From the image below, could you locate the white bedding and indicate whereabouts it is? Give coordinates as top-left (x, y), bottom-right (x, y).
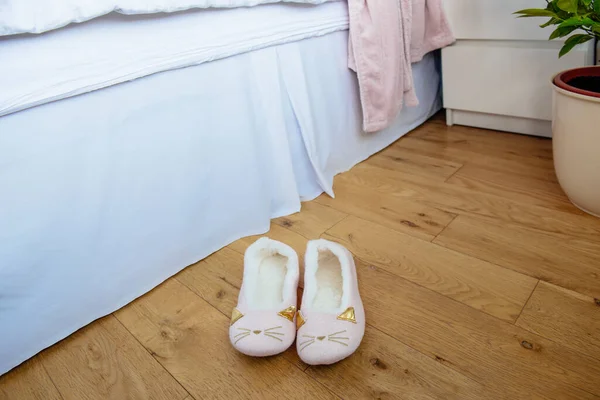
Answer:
top-left (0, 2), bottom-right (348, 118)
top-left (0, 0), bottom-right (337, 36)
top-left (0, 28), bottom-right (441, 374)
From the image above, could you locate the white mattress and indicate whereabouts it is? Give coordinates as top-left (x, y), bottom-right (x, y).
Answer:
top-left (0, 30), bottom-right (441, 375)
top-left (0, 0), bottom-right (337, 36)
top-left (0, 1), bottom-right (348, 117)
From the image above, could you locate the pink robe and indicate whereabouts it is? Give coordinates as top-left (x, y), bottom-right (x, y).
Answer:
top-left (348, 0), bottom-right (455, 132)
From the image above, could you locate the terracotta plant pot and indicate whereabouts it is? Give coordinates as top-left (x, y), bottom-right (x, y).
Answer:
top-left (552, 66), bottom-right (600, 217)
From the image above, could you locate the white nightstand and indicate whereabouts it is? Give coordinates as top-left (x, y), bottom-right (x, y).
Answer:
top-left (441, 0), bottom-right (597, 137)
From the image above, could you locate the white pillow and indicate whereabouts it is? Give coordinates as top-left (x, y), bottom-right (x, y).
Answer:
top-left (0, 0), bottom-right (335, 36)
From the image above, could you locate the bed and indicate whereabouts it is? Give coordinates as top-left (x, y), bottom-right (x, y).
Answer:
top-left (0, 1), bottom-right (442, 374)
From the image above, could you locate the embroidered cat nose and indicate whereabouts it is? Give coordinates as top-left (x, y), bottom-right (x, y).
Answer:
top-left (317, 336), bottom-right (325, 341)
top-left (253, 330), bottom-right (262, 335)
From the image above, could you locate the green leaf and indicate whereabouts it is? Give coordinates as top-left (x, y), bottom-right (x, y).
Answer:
top-left (540, 17), bottom-right (562, 28)
top-left (547, 2), bottom-right (572, 20)
top-left (549, 25), bottom-right (578, 39)
top-left (514, 8), bottom-right (557, 17)
top-left (558, 16), bottom-right (596, 27)
top-left (557, 0), bottom-right (579, 13)
top-left (559, 34), bottom-right (593, 57)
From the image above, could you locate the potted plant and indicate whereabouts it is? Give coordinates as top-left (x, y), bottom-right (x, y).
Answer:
top-left (515, 0), bottom-right (600, 217)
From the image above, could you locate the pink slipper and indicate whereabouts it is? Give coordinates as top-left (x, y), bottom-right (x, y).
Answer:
top-left (296, 239), bottom-right (365, 365)
top-left (229, 237), bottom-right (299, 357)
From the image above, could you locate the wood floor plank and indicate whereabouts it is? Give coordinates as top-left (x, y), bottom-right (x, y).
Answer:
top-left (306, 325), bottom-right (485, 400)
top-left (439, 146), bottom-right (559, 183)
top-left (445, 172), bottom-right (577, 215)
top-left (176, 248), bottom-right (243, 318)
top-left (447, 163), bottom-right (572, 211)
top-left (113, 279), bottom-right (336, 400)
top-left (342, 163), bottom-right (600, 241)
top-left (323, 216), bottom-right (538, 322)
top-left (352, 258), bottom-right (600, 399)
top-left (406, 118), bottom-right (554, 164)
top-left (397, 135), bottom-right (557, 184)
top-left (39, 315), bottom-right (187, 400)
top-left (273, 201), bottom-right (347, 239)
top-left (434, 215), bottom-right (600, 298)
top-left (516, 282), bottom-right (600, 361)
top-left (397, 123), bottom-right (576, 212)
top-left (0, 358), bottom-right (62, 400)
top-left (397, 123), bottom-right (569, 201)
top-left (175, 248), bottom-right (306, 370)
top-left (316, 181), bottom-right (457, 241)
top-left (365, 145), bottom-right (464, 181)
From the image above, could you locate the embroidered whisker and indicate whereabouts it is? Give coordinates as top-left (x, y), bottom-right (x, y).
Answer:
top-left (265, 326), bottom-right (283, 331)
top-left (234, 333), bottom-right (250, 344)
top-left (300, 341), bottom-right (315, 351)
top-left (264, 333), bottom-right (283, 342)
top-left (328, 339), bottom-right (349, 347)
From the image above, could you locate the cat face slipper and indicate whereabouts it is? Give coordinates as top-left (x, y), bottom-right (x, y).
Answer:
top-left (229, 237), bottom-right (299, 357)
top-left (296, 239), bottom-right (365, 365)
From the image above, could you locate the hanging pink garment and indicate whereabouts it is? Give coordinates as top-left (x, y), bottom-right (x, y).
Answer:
top-left (348, 0), bottom-right (455, 132)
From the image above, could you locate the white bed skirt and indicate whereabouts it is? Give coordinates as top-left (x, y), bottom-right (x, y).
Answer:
top-left (0, 31), bottom-right (440, 374)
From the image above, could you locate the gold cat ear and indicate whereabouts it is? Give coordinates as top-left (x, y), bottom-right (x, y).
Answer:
top-left (277, 305), bottom-right (296, 322)
top-left (296, 310), bottom-right (306, 330)
top-left (337, 307), bottom-right (357, 324)
top-left (230, 308), bottom-right (244, 326)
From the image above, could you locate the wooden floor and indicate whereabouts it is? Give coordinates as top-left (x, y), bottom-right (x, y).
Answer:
top-left (2, 115), bottom-right (600, 400)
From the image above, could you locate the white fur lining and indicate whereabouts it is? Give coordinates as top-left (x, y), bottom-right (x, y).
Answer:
top-left (304, 239), bottom-right (352, 313)
top-left (243, 237), bottom-right (299, 309)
